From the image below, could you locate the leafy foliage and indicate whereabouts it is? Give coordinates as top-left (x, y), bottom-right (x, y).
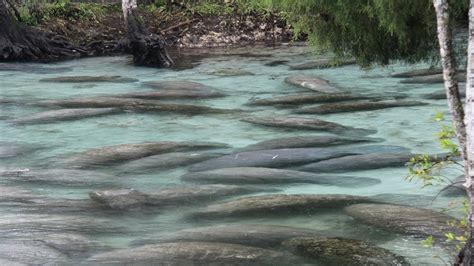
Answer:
top-left (266, 0), bottom-right (469, 67)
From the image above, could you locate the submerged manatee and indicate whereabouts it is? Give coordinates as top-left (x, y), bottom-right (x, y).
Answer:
top-left (206, 68), bottom-right (255, 76)
top-left (400, 73), bottom-right (466, 84)
top-left (189, 145), bottom-right (409, 172)
top-left (344, 203), bottom-right (462, 240)
top-left (38, 96), bottom-right (237, 115)
top-left (142, 80), bottom-right (214, 90)
top-left (247, 93), bottom-right (373, 106)
top-left (241, 116), bottom-right (376, 136)
top-left (298, 152), bottom-right (416, 172)
top-left (0, 240), bottom-right (68, 265)
top-left (423, 88), bottom-right (466, 100)
top-left (0, 142), bottom-right (42, 159)
top-left (296, 101), bottom-right (428, 115)
top-left (11, 108), bottom-right (121, 125)
top-left (289, 59), bottom-right (356, 70)
top-left (116, 151), bottom-right (225, 174)
top-left (117, 89), bottom-right (227, 100)
top-left (87, 242), bottom-right (301, 265)
top-left (239, 136), bottom-right (382, 152)
top-left (59, 141), bottom-right (229, 168)
top-left (0, 168), bottom-right (115, 186)
top-left (39, 75), bottom-right (138, 83)
top-left (134, 224), bottom-right (324, 248)
top-left (283, 237), bottom-right (409, 266)
top-left (89, 185), bottom-right (273, 210)
top-left (182, 167), bottom-right (380, 187)
top-left (285, 75), bottom-right (343, 93)
top-left (391, 68), bottom-right (443, 78)
top-left (192, 194), bottom-right (372, 219)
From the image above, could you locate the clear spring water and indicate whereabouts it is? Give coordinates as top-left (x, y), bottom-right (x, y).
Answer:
top-left (0, 45), bottom-right (465, 264)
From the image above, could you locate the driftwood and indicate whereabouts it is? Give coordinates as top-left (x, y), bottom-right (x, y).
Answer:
top-left (123, 0), bottom-right (173, 67)
top-left (0, 0), bottom-right (83, 62)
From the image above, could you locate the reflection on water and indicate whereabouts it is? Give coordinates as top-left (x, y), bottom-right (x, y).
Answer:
top-left (0, 46), bottom-right (463, 265)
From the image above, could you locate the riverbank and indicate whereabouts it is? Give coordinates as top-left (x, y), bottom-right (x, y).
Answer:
top-left (23, 1), bottom-right (295, 58)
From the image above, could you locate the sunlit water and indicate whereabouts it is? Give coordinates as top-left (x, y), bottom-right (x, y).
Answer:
top-left (0, 45), bottom-right (465, 265)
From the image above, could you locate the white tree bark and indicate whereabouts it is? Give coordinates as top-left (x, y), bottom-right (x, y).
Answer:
top-left (463, 1), bottom-right (474, 264)
top-left (122, 0), bottom-right (137, 21)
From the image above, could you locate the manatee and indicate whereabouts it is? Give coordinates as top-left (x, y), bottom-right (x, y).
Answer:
top-left (247, 93), bottom-right (374, 106)
top-left (116, 151), bottom-right (224, 174)
top-left (0, 240), bottom-right (68, 265)
top-left (423, 88), bottom-right (466, 100)
top-left (400, 73), bottom-right (466, 84)
top-left (298, 152), bottom-right (416, 172)
top-left (117, 90), bottom-right (227, 100)
top-left (440, 175), bottom-right (465, 197)
top-left (142, 80), bottom-right (214, 90)
top-left (87, 242), bottom-right (301, 265)
top-left (181, 167), bottom-right (380, 187)
top-left (189, 145), bottom-right (408, 172)
top-left (207, 68), bottom-right (255, 76)
top-left (239, 136), bottom-right (381, 152)
top-left (283, 237), bottom-right (409, 266)
top-left (58, 141), bottom-right (229, 168)
top-left (296, 101), bottom-right (428, 114)
top-left (134, 224), bottom-right (324, 248)
top-left (192, 194), bottom-right (372, 219)
top-left (39, 75), bottom-right (138, 83)
top-left (370, 193), bottom-right (436, 208)
top-left (289, 58), bottom-right (356, 70)
top-left (0, 142), bottom-right (42, 159)
top-left (11, 108), bottom-right (121, 125)
top-left (0, 185), bottom-right (41, 203)
top-left (241, 116), bottom-right (376, 136)
top-left (285, 75), bottom-right (344, 93)
top-left (38, 97), bottom-right (237, 115)
top-left (0, 168), bottom-right (115, 186)
top-left (344, 203), bottom-right (462, 239)
top-left (264, 60), bottom-right (290, 67)
top-left (89, 185), bottom-right (273, 210)
top-left (391, 68), bottom-right (443, 78)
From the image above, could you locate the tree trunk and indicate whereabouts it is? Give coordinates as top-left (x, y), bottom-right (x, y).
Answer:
top-left (122, 0), bottom-right (173, 67)
top-left (0, 0), bottom-right (81, 62)
top-left (460, 1), bottom-right (474, 264)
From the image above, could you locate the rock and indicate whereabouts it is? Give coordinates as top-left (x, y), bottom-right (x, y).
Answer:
top-left (423, 89), bottom-right (466, 100)
top-left (344, 203), bottom-right (461, 239)
top-left (239, 136), bottom-right (382, 152)
top-left (0, 142), bottom-right (42, 159)
top-left (400, 73), bottom-right (466, 84)
top-left (296, 101), bottom-right (428, 114)
top-left (283, 237), bottom-right (409, 266)
top-left (0, 240), bottom-right (68, 265)
top-left (135, 224), bottom-right (324, 248)
top-left (58, 141), bottom-right (229, 169)
top-left (298, 152), bottom-right (416, 172)
top-left (241, 116), bottom-right (376, 136)
top-left (142, 80), bottom-right (214, 91)
top-left (192, 194), bottom-right (372, 218)
top-left (189, 145), bottom-right (409, 172)
top-left (11, 108), bottom-right (121, 125)
top-left (116, 151), bottom-right (224, 174)
top-left (90, 185), bottom-right (272, 210)
top-left (117, 90), bottom-right (227, 100)
top-left (0, 168), bottom-right (115, 186)
top-left (289, 58), bottom-right (356, 70)
top-left (38, 97), bottom-right (237, 115)
top-left (206, 68), bottom-right (254, 76)
top-left (182, 167), bottom-right (380, 187)
top-left (285, 75), bottom-right (344, 93)
top-left (264, 60), bottom-right (289, 67)
top-left (391, 68), bottom-right (442, 78)
top-left (39, 75), bottom-right (138, 83)
top-left (247, 93), bottom-right (374, 106)
top-left (87, 242), bottom-right (301, 265)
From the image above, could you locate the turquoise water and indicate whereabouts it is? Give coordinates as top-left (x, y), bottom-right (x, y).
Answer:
top-left (0, 46), bottom-right (464, 264)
